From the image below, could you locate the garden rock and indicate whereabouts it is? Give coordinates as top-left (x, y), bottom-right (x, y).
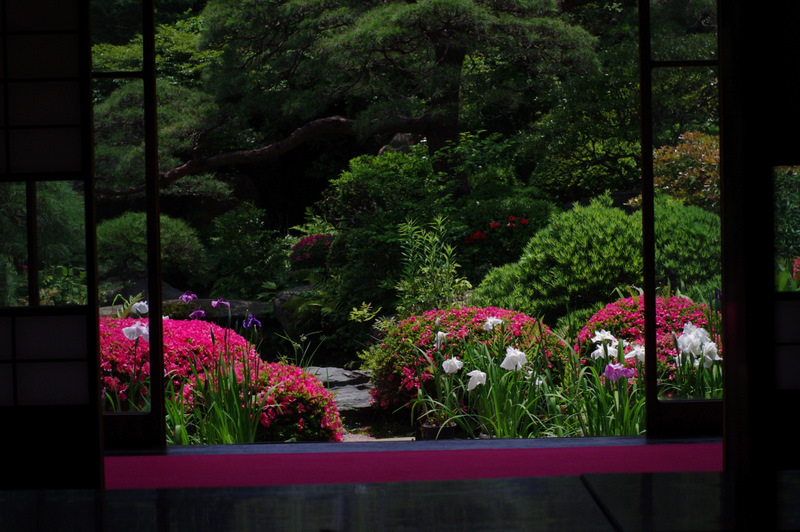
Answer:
top-left (306, 366), bottom-right (376, 425)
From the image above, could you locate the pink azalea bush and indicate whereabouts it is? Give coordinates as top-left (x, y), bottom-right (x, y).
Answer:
top-left (100, 317), bottom-right (343, 442)
top-left (359, 306), bottom-right (571, 410)
top-left (575, 295), bottom-right (722, 377)
top-left (289, 233), bottom-right (333, 271)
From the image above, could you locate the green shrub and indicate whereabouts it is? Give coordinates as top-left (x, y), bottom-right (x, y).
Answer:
top-left (97, 211), bottom-right (208, 294)
top-left (470, 195), bottom-right (721, 323)
top-left (319, 149), bottom-right (457, 314)
top-left (453, 188), bottom-right (559, 283)
top-left (654, 196), bottom-right (721, 288)
top-left (775, 166), bottom-right (800, 260)
top-left (1, 181), bottom-right (87, 305)
top-left (470, 195), bottom-right (641, 322)
top-left (206, 203), bottom-right (288, 299)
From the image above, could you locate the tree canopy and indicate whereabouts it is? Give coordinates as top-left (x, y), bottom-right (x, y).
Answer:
top-left (94, 0), bottom-right (600, 198)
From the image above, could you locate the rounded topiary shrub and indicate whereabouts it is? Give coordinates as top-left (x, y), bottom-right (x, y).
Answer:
top-left (99, 317), bottom-right (343, 442)
top-left (97, 211), bottom-right (208, 290)
top-left (653, 197), bottom-right (720, 289)
top-left (470, 195), bottom-right (721, 324)
top-left (359, 306), bottom-right (570, 410)
top-left (574, 295), bottom-right (722, 377)
top-left (469, 194), bottom-right (641, 322)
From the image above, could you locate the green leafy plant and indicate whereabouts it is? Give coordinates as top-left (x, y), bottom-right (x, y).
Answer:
top-left (206, 203), bottom-right (288, 299)
top-left (551, 338), bottom-right (646, 437)
top-left (395, 216), bottom-right (471, 317)
top-left (774, 166), bottom-right (800, 262)
top-left (319, 149), bottom-right (457, 315)
top-left (38, 266), bottom-right (88, 306)
top-left (776, 257), bottom-right (800, 292)
top-left (171, 326), bottom-right (271, 445)
top-left (274, 330), bottom-right (324, 369)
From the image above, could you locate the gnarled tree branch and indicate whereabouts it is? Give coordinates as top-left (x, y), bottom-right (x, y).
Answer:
top-left (96, 115), bottom-right (430, 198)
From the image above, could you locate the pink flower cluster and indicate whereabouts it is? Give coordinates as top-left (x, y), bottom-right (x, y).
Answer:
top-left (289, 233), bottom-right (333, 269)
top-left (99, 317), bottom-right (343, 442)
top-left (365, 306), bottom-right (570, 409)
top-left (575, 296), bottom-right (722, 372)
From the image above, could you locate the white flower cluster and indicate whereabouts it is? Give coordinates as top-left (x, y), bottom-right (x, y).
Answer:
top-left (675, 322), bottom-right (721, 368)
top-left (589, 329), bottom-right (644, 362)
top-left (436, 317), bottom-right (533, 392)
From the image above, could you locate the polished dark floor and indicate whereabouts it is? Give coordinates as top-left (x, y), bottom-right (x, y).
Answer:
top-left (2, 435), bottom-right (798, 531)
top-left (3, 470), bottom-right (799, 531)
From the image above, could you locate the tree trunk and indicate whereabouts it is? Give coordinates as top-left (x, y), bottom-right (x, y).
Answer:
top-left (426, 42), bottom-right (470, 196)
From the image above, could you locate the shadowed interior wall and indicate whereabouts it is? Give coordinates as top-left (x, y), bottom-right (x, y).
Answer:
top-left (0, 0), bottom-right (102, 489)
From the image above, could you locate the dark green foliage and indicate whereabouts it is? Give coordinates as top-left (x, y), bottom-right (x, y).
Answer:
top-left (0, 182), bottom-right (86, 306)
top-left (320, 147), bottom-right (454, 225)
top-left (774, 166), bottom-right (800, 260)
top-left (91, 0), bottom-right (206, 45)
top-left (654, 197), bottom-right (721, 289)
top-left (320, 149), bottom-right (457, 313)
top-left (97, 212), bottom-right (208, 295)
top-left (201, 0), bottom-right (598, 185)
top-left (453, 187), bottom-right (559, 283)
top-left (523, 0), bottom-right (718, 202)
top-left (206, 204), bottom-right (289, 300)
top-left (93, 80), bottom-right (250, 196)
top-left (522, 2), bottom-right (640, 202)
top-left (470, 195), bottom-right (721, 323)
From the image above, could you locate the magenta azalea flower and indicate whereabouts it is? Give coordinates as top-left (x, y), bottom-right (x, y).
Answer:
top-left (99, 317), bottom-right (343, 442)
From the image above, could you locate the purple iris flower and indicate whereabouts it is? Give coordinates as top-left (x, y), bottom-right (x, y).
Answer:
top-left (189, 308), bottom-right (206, 319)
top-left (211, 297), bottom-right (230, 308)
top-left (244, 314), bottom-right (262, 328)
top-left (603, 363), bottom-right (636, 383)
top-left (179, 291), bottom-right (198, 303)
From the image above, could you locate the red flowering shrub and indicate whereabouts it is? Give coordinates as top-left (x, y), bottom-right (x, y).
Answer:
top-left (575, 295), bottom-right (722, 376)
top-left (289, 233), bottom-right (333, 272)
top-left (359, 306), bottom-right (570, 410)
top-left (99, 317), bottom-right (343, 442)
top-left (454, 193), bottom-right (558, 284)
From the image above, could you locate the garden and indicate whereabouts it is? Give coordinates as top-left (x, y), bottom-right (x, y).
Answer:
top-left (0, 0), bottom-right (759, 444)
